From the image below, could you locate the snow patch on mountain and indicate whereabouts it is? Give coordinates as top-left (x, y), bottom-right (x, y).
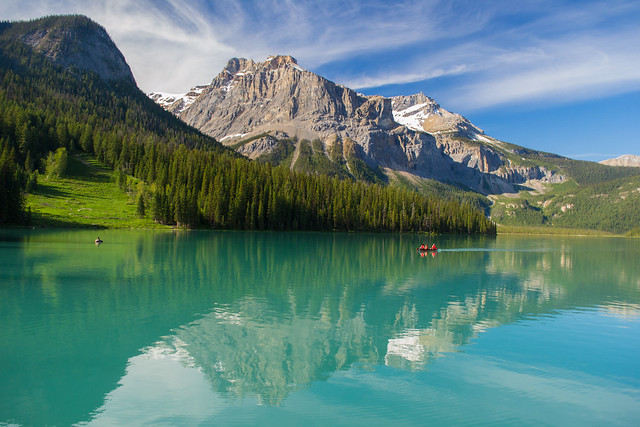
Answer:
top-left (220, 133), bottom-right (248, 142)
top-left (149, 92), bottom-right (183, 107)
top-left (149, 85), bottom-right (207, 114)
top-left (392, 101), bottom-right (437, 132)
top-left (391, 94), bottom-right (501, 147)
top-left (473, 132), bottom-right (503, 147)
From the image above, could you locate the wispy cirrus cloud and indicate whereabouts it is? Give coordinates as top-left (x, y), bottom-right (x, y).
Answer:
top-left (1, 0), bottom-right (237, 92)
top-left (440, 26), bottom-right (640, 111)
top-left (0, 0), bottom-right (499, 92)
top-left (331, 1), bottom-right (640, 111)
top-left (1, 0), bottom-right (639, 111)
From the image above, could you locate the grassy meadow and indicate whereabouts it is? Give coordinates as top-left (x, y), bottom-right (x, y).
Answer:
top-left (496, 224), bottom-right (617, 236)
top-left (26, 154), bottom-right (168, 229)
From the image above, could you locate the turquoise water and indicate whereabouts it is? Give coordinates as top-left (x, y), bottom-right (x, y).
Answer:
top-left (1, 230), bottom-right (639, 426)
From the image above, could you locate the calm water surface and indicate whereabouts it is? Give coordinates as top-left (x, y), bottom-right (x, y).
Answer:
top-left (1, 230), bottom-right (639, 426)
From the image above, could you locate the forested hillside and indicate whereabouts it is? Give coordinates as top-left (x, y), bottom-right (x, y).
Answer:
top-left (508, 145), bottom-right (640, 185)
top-left (0, 15), bottom-right (495, 234)
top-left (485, 144), bottom-right (640, 234)
top-left (490, 175), bottom-right (640, 234)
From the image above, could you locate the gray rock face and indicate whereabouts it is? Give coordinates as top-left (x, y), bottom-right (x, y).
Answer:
top-left (17, 15), bottom-right (136, 84)
top-left (236, 135), bottom-right (280, 159)
top-left (167, 55), bottom-right (562, 194)
top-left (181, 55), bottom-right (369, 141)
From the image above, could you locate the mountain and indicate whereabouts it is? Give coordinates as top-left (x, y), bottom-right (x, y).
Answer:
top-left (1, 16), bottom-right (493, 234)
top-left (0, 15), bottom-right (135, 84)
top-left (155, 55), bottom-right (563, 195)
top-left (600, 154), bottom-right (640, 167)
top-left (149, 54), bottom-right (640, 232)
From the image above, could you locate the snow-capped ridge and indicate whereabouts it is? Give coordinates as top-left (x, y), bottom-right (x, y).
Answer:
top-left (148, 85), bottom-right (207, 115)
top-left (392, 101), bottom-right (440, 133)
top-left (391, 93), bottom-right (489, 142)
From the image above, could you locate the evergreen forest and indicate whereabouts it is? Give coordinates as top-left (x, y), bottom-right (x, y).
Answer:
top-left (0, 18), bottom-right (495, 234)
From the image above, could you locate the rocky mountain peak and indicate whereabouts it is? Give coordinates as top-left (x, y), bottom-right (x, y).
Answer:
top-left (391, 92), bottom-right (437, 112)
top-left (151, 54), bottom-right (564, 195)
top-left (266, 54), bottom-right (298, 68)
top-left (181, 54), bottom-right (368, 141)
top-left (221, 55), bottom-right (301, 77)
top-left (9, 15), bottom-right (136, 84)
top-left (222, 57), bottom-right (253, 75)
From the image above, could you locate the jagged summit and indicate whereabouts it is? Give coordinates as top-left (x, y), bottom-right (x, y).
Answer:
top-left (2, 15), bottom-right (136, 84)
top-left (265, 54), bottom-right (299, 67)
top-left (149, 56), bottom-right (306, 116)
top-left (222, 55), bottom-right (302, 75)
top-left (391, 92), bottom-right (435, 111)
top-left (181, 53), bottom-right (372, 142)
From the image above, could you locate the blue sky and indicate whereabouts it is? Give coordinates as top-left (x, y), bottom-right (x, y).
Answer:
top-left (2, 0), bottom-right (639, 161)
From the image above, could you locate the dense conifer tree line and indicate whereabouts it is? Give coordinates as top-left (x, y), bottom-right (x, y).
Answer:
top-left (0, 23), bottom-right (495, 234)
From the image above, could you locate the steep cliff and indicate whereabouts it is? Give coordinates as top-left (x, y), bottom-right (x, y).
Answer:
top-left (1, 15), bottom-right (136, 84)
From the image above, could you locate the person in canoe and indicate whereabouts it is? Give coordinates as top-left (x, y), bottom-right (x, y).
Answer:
top-left (418, 244), bottom-right (438, 251)
top-left (95, 237), bottom-right (103, 244)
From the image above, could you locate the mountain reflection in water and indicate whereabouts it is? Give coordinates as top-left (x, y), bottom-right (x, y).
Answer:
top-left (1, 230), bottom-right (639, 425)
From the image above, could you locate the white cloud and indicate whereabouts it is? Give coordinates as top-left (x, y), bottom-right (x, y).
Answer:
top-left (341, 65), bottom-right (470, 90)
top-left (1, 0), bottom-right (639, 108)
top-left (443, 28), bottom-right (640, 110)
top-left (332, 2), bottom-right (640, 110)
top-left (0, 0), bottom-right (237, 92)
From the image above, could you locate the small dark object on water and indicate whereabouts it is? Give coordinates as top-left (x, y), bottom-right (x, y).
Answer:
top-left (95, 237), bottom-right (103, 244)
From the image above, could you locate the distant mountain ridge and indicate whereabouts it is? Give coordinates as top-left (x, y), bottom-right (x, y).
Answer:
top-left (151, 55), bottom-right (564, 195)
top-left (600, 154), bottom-right (640, 167)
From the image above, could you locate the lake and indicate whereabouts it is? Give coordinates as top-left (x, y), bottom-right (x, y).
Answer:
top-left (1, 230), bottom-right (639, 426)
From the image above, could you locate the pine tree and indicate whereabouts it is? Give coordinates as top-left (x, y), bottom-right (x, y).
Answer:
top-left (136, 192), bottom-right (145, 218)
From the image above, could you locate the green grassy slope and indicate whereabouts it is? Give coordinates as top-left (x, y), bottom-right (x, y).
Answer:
top-left (27, 153), bottom-right (168, 229)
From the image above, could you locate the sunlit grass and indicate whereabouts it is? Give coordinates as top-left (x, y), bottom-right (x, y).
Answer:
top-left (497, 224), bottom-right (617, 236)
top-left (26, 153), bottom-right (170, 229)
